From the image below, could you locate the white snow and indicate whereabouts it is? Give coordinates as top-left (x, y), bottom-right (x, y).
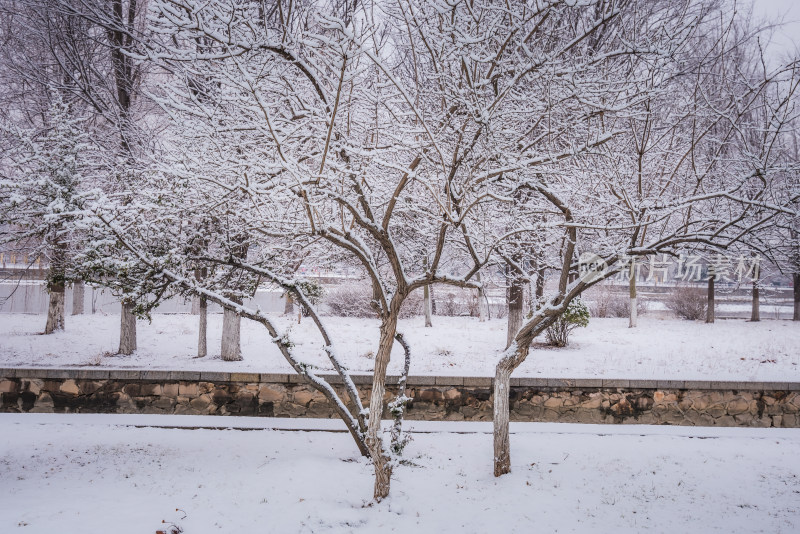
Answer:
top-left (1, 313), bottom-right (798, 380)
top-left (0, 414), bottom-right (798, 533)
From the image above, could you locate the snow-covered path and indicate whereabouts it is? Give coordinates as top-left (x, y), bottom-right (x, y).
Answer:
top-left (1, 313), bottom-right (799, 380)
top-left (0, 414), bottom-right (798, 533)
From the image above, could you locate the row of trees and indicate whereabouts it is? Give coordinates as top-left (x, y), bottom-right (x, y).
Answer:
top-left (1, 0), bottom-right (798, 500)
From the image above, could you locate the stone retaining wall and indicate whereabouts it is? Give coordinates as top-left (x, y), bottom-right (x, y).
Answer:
top-left (1, 369), bottom-right (798, 427)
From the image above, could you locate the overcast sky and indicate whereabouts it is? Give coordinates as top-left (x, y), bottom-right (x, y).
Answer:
top-left (749, 0), bottom-right (800, 62)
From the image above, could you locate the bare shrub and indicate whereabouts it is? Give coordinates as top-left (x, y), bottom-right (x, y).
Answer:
top-left (399, 290), bottom-right (422, 318)
top-left (467, 291), bottom-right (480, 317)
top-left (324, 282), bottom-right (422, 318)
top-left (437, 290), bottom-right (470, 316)
top-left (323, 283), bottom-right (375, 318)
top-left (589, 284), bottom-right (648, 318)
top-left (666, 286), bottom-right (707, 320)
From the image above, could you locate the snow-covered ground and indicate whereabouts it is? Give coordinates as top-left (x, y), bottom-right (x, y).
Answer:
top-left (1, 313), bottom-right (799, 380)
top-left (0, 414), bottom-right (798, 533)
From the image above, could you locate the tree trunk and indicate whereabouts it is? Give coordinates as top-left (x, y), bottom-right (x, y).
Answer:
top-left (283, 292), bottom-right (294, 315)
top-left (506, 265), bottom-right (524, 349)
top-left (390, 333), bottom-right (411, 454)
top-left (477, 272), bottom-right (488, 322)
top-left (221, 303), bottom-right (243, 361)
top-left (535, 264), bottom-right (545, 308)
top-left (493, 343), bottom-right (530, 477)
top-left (198, 295), bottom-right (207, 357)
top-left (44, 281), bottom-right (65, 334)
top-left (423, 284), bottom-right (433, 327)
top-left (794, 273), bottom-right (800, 321)
top-left (750, 282), bottom-right (760, 322)
top-left (71, 281), bottom-right (84, 315)
top-left (706, 275), bottom-right (715, 324)
top-left (367, 315), bottom-right (399, 500)
top-left (629, 260), bottom-right (637, 328)
top-left (118, 301), bottom-right (137, 354)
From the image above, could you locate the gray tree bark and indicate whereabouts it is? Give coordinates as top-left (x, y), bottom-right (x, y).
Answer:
top-left (506, 263), bottom-right (525, 349)
top-left (629, 260), bottom-right (637, 328)
top-left (477, 271), bottom-right (488, 322)
top-left (535, 264), bottom-right (545, 306)
top-left (118, 301), bottom-right (137, 354)
top-left (71, 281), bottom-right (84, 315)
top-left (751, 283), bottom-right (760, 322)
top-left (493, 341), bottom-right (532, 476)
top-left (221, 302), bottom-right (242, 361)
top-left (794, 273), bottom-right (800, 321)
top-left (423, 284), bottom-right (433, 327)
top-left (706, 275), bottom-right (715, 324)
top-left (367, 315), bottom-right (399, 500)
top-left (44, 281), bottom-right (65, 334)
top-left (197, 295), bottom-right (207, 358)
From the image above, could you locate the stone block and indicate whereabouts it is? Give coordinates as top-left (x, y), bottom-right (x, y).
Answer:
top-left (200, 371), bottom-right (230, 382)
top-left (574, 378), bottom-right (603, 388)
top-left (60, 380), bottom-right (80, 395)
top-left (782, 414), bottom-right (798, 427)
top-left (407, 375), bottom-right (436, 386)
top-left (189, 395), bottom-right (212, 412)
top-left (580, 395), bottom-right (603, 409)
top-left (516, 376), bottom-right (548, 388)
top-left (0, 380), bottom-right (17, 394)
top-left (178, 383), bottom-right (198, 397)
top-left (162, 383), bottom-right (180, 397)
top-left (293, 389), bottom-right (325, 406)
top-left (260, 373), bottom-right (290, 383)
top-left (286, 374), bottom-right (305, 384)
top-left (74, 369), bottom-right (110, 380)
top-left (463, 377), bottom-right (492, 387)
top-left (602, 379), bottom-right (630, 388)
top-left (78, 381), bottom-right (105, 395)
top-left (546, 378), bottom-right (573, 388)
top-left (436, 376), bottom-right (463, 386)
top-left (27, 380), bottom-right (43, 395)
top-left (713, 415), bottom-right (736, 426)
top-left (755, 382), bottom-right (790, 391)
top-left (230, 373), bottom-right (259, 383)
top-left (417, 389), bottom-right (443, 402)
top-left (19, 369), bottom-right (64, 379)
top-left (707, 403), bottom-right (727, 418)
top-left (656, 380), bottom-right (685, 390)
top-left (169, 371), bottom-right (201, 381)
top-left (140, 370), bottom-right (172, 381)
top-left (708, 381), bottom-right (746, 391)
top-left (443, 388), bottom-right (461, 401)
top-left (726, 399), bottom-right (751, 415)
top-left (151, 397), bottom-right (175, 410)
top-left (628, 379), bottom-right (658, 389)
top-left (543, 396), bottom-right (562, 408)
top-left (110, 370), bottom-right (143, 380)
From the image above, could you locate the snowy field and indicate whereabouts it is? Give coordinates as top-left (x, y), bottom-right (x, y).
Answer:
top-left (1, 313), bottom-right (799, 380)
top-left (0, 414), bottom-right (798, 533)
